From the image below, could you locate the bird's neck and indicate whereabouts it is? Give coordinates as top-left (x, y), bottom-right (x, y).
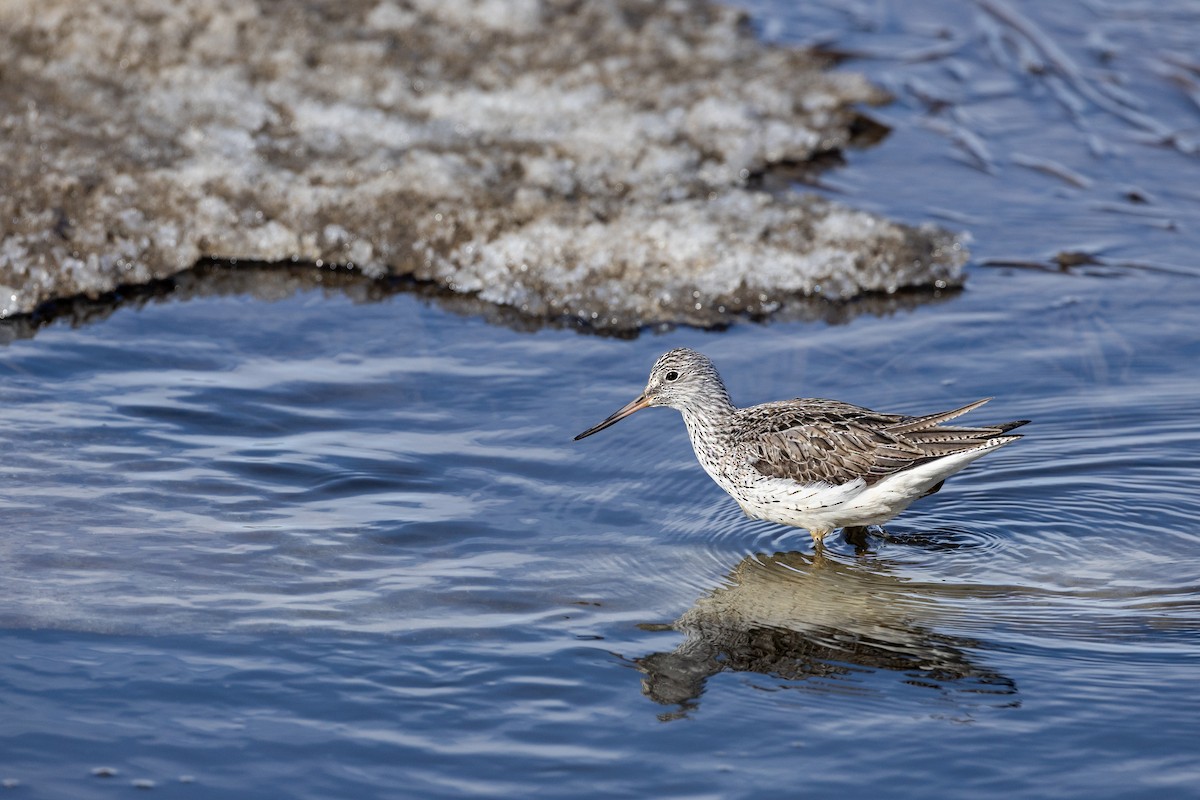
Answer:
top-left (679, 390), bottom-right (735, 462)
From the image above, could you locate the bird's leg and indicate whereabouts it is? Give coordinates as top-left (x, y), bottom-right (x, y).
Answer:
top-left (809, 528), bottom-right (831, 549)
top-left (842, 526), bottom-right (872, 553)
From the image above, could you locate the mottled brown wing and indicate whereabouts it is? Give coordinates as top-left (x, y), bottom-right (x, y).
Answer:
top-left (740, 397), bottom-right (1028, 487)
top-left (737, 399), bottom-right (925, 486)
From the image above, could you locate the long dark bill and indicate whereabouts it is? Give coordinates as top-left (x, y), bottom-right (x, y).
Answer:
top-left (573, 394), bottom-right (651, 440)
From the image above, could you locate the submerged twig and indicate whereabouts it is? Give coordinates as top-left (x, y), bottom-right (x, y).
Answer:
top-left (980, 251), bottom-right (1195, 277)
top-left (1010, 153), bottom-right (1094, 188)
top-left (922, 118), bottom-right (996, 173)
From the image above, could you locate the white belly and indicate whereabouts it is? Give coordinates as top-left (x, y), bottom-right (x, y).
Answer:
top-left (710, 444), bottom-right (1001, 533)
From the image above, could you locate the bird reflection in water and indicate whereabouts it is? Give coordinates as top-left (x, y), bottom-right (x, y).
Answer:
top-left (635, 548), bottom-right (1017, 719)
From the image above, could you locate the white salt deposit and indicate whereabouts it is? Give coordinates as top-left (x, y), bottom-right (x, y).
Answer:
top-left (0, 0), bottom-right (963, 328)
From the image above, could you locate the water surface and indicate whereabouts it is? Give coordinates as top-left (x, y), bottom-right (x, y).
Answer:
top-left (3, 0), bottom-right (1200, 797)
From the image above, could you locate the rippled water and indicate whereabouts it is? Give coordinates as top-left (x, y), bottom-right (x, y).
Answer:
top-left (4, 0), bottom-right (1200, 797)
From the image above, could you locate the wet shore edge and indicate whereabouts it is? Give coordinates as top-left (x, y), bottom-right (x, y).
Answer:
top-left (0, 259), bottom-right (962, 345)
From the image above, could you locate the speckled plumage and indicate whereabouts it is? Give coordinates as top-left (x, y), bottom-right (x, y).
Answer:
top-left (575, 348), bottom-right (1028, 544)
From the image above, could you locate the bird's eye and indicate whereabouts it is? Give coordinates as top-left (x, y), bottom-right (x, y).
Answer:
top-left (664, 370), bottom-right (679, 382)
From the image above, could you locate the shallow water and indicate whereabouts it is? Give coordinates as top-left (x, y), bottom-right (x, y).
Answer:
top-left (3, 0), bottom-right (1200, 797)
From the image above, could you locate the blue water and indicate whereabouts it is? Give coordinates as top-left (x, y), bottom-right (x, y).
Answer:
top-left (3, 0), bottom-right (1200, 797)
